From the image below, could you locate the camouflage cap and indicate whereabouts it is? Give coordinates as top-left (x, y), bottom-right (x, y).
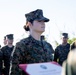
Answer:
top-left (62, 33), bottom-right (68, 38)
top-left (6, 34), bottom-right (14, 40)
top-left (25, 9), bottom-right (49, 22)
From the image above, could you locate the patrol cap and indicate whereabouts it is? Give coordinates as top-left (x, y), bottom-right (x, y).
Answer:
top-left (25, 9), bottom-right (49, 22)
top-left (62, 33), bottom-right (68, 38)
top-left (6, 34), bottom-right (14, 40)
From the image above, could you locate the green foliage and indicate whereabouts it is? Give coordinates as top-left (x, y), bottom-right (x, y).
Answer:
top-left (54, 40), bottom-right (59, 46)
top-left (68, 38), bottom-right (76, 44)
top-left (54, 38), bottom-right (76, 47)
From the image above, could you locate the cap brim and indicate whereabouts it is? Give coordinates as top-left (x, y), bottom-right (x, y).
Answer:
top-left (8, 38), bottom-right (14, 40)
top-left (36, 17), bottom-right (49, 22)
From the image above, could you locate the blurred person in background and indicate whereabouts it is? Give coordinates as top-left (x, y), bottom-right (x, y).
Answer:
top-left (1, 34), bottom-right (14, 75)
top-left (62, 49), bottom-right (76, 75)
top-left (3, 36), bottom-right (7, 46)
top-left (0, 50), bottom-right (3, 75)
top-left (54, 33), bottom-right (70, 66)
top-left (71, 40), bottom-right (76, 50)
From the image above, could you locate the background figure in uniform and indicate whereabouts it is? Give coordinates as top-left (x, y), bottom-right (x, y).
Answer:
top-left (0, 45), bottom-right (1, 49)
top-left (10, 9), bottom-right (54, 75)
top-left (71, 40), bottom-right (76, 50)
top-left (3, 36), bottom-right (7, 46)
top-left (0, 50), bottom-right (3, 75)
top-left (40, 35), bottom-right (45, 41)
top-left (1, 34), bottom-right (14, 75)
top-left (2, 36), bottom-right (7, 74)
top-left (40, 35), bottom-right (54, 54)
top-left (62, 49), bottom-right (76, 75)
top-left (54, 33), bottom-right (70, 66)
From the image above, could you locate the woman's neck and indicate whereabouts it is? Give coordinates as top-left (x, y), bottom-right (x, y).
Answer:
top-left (30, 31), bottom-right (42, 41)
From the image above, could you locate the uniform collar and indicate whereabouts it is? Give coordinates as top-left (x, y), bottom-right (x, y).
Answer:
top-left (29, 35), bottom-right (43, 46)
top-left (6, 45), bottom-right (14, 48)
top-left (61, 43), bottom-right (68, 46)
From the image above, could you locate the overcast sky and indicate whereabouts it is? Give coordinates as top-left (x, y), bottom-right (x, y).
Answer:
top-left (0, 0), bottom-right (76, 47)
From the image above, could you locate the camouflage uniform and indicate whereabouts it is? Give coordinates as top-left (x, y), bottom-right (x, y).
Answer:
top-left (0, 50), bottom-right (3, 75)
top-left (54, 43), bottom-right (70, 66)
top-left (1, 45), bottom-right (14, 75)
top-left (10, 35), bottom-right (54, 75)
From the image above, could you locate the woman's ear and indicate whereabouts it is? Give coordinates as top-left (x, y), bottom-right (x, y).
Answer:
top-left (26, 22), bottom-right (32, 27)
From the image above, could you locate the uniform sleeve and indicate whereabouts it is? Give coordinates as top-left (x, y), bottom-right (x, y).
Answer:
top-left (49, 44), bottom-right (54, 54)
top-left (54, 47), bottom-right (59, 62)
top-left (47, 43), bottom-right (54, 60)
top-left (47, 42), bottom-right (54, 54)
top-left (9, 42), bottom-right (25, 75)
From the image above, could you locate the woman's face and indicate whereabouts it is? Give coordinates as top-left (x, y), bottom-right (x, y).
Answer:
top-left (30, 20), bottom-right (45, 33)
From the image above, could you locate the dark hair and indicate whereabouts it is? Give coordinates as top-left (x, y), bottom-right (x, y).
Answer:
top-left (23, 20), bottom-right (33, 31)
top-left (23, 25), bottom-right (30, 31)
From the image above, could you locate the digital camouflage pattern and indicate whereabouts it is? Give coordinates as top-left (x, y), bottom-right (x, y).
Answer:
top-left (54, 43), bottom-right (70, 66)
top-left (1, 46), bottom-right (14, 75)
top-left (10, 35), bottom-right (54, 75)
top-left (25, 9), bottom-right (49, 22)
